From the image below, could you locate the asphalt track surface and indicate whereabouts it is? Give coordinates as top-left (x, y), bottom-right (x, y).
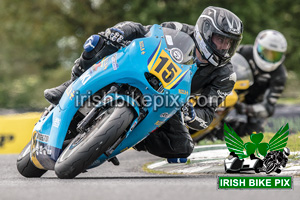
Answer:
top-left (0, 104), bottom-right (299, 199)
top-left (1, 150), bottom-right (299, 200)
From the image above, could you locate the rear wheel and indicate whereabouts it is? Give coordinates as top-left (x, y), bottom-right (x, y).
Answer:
top-left (16, 142), bottom-right (47, 178)
top-left (54, 104), bottom-right (134, 179)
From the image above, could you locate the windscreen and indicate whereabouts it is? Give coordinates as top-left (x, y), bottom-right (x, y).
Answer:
top-left (162, 28), bottom-right (195, 65)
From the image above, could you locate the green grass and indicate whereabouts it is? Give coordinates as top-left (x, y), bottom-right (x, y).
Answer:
top-left (278, 98), bottom-right (300, 105)
top-left (198, 132), bottom-right (300, 152)
top-left (197, 139), bottom-right (225, 146)
top-left (265, 118), bottom-right (300, 133)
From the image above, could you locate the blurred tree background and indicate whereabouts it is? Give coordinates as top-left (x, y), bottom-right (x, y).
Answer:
top-left (0, 0), bottom-right (299, 109)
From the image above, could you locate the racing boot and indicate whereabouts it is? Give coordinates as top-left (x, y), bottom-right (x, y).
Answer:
top-left (44, 80), bottom-right (72, 105)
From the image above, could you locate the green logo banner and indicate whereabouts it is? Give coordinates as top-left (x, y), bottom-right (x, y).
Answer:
top-left (224, 123), bottom-right (289, 159)
top-left (218, 176), bottom-right (293, 189)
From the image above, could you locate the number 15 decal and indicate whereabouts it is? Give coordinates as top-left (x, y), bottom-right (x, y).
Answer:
top-left (150, 50), bottom-right (182, 88)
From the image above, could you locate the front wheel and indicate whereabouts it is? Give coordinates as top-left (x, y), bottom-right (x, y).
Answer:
top-left (265, 161), bottom-right (278, 174)
top-left (16, 142), bottom-right (47, 178)
top-left (54, 104), bottom-right (134, 179)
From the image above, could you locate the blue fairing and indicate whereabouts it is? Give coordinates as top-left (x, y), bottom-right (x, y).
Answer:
top-left (30, 25), bottom-right (198, 170)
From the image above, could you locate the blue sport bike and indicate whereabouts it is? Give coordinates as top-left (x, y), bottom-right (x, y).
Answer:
top-left (17, 25), bottom-right (197, 179)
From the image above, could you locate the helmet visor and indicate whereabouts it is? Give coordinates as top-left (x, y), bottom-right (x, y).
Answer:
top-left (257, 44), bottom-right (284, 63)
top-left (210, 33), bottom-right (241, 59)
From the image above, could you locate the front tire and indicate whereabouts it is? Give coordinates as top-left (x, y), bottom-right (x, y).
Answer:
top-left (16, 142), bottom-right (47, 178)
top-left (54, 104), bottom-right (134, 179)
top-left (265, 161), bottom-right (277, 174)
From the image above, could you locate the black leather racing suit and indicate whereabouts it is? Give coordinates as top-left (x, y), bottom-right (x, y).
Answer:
top-left (227, 45), bottom-right (287, 136)
top-left (95, 21), bottom-right (236, 158)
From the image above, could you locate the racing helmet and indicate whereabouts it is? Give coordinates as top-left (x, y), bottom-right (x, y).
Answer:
top-left (194, 6), bottom-right (243, 66)
top-left (253, 30), bottom-right (287, 72)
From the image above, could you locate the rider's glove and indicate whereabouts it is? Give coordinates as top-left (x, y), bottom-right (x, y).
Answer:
top-left (235, 102), bottom-right (254, 116)
top-left (105, 27), bottom-right (125, 43)
top-left (182, 102), bottom-right (196, 123)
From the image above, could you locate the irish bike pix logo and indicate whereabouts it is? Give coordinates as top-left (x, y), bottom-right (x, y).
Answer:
top-left (223, 123), bottom-right (290, 174)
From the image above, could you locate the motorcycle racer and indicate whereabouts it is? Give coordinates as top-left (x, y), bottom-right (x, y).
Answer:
top-left (44, 6), bottom-right (243, 159)
top-left (230, 30), bottom-right (287, 136)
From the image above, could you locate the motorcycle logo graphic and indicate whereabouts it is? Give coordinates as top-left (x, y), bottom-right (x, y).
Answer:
top-left (224, 123), bottom-right (290, 174)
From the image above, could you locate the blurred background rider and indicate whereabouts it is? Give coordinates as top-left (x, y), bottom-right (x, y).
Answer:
top-left (228, 30), bottom-right (288, 136)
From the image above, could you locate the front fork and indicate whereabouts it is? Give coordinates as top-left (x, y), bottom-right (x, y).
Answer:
top-left (76, 84), bottom-right (121, 133)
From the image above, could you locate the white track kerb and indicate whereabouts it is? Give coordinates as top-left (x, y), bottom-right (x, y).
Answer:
top-left (146, 144), bottom-right (300, 175)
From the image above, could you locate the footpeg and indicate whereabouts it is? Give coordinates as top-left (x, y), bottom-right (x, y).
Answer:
top-left (108, 157), bottom-right (120, 166)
